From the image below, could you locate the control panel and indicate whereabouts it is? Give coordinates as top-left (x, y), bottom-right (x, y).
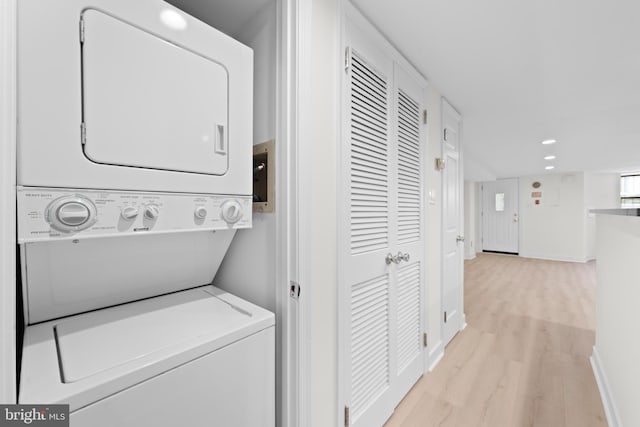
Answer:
top-left (17, 187), bottom-right (252, 243)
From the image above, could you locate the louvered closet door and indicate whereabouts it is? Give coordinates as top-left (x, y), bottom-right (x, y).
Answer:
top-left (389, 63), bottom-right (425, 406)
top-left (340, 36), bottom-right (426, 427)
top-left (343, 45), bottom-right (395, 427)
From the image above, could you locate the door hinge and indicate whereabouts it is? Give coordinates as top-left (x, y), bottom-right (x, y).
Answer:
top-left (423, 109), bottom-right (428, 125)
top-left (423, 332), bottom-right (428, 348)
top-left (345, 47), bottom-right (352, 72)
top-left (79, 17), bottom-right (85, 43)
top-left (289, 281), bottom-right (300, 300)
top-left (444, 311), bottom-right (447, 323)
top-left (443, 128), bottom-right (448, 141)
top-left (344, 406), bottom-right (350, 427)
top-left (80, 122), bottom-right (86, 145)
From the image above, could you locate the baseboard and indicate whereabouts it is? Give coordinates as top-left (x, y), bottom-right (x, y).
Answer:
top-left (464, 252), bottom-right (476, 260)
top-left (461, 313), bottom-right (467, 330)
top-left (428, 340), bottom-right (444, 372)
top-left (518, 252), bottom-right (589, 263)
top-left (591, 346), bottom-right (623, 427)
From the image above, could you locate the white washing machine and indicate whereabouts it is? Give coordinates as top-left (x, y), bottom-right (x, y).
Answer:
top-left (16, 1), bottom-right (274, 426)
top-left (17, 189), bottom-right (275, 426)
top-left (20, 285), bottom-right (274, 427)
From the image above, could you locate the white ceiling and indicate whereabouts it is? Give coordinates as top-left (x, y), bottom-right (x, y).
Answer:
top-left (352, 0), bottom-right (640, 180)
top-left (166, 0), bottom-right (272, 37)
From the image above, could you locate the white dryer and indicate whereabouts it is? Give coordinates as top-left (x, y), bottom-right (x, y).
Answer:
top-left (18, 0), bottom-right (252, 195)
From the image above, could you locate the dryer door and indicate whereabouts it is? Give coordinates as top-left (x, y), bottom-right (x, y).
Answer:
top-left (81, 9), bottom-right (229, 175)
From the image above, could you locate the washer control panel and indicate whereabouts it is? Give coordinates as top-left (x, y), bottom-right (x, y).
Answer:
top-left (17, 187), bottom-right (252, 243)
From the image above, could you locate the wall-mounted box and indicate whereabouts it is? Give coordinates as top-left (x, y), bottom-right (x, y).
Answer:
top-left (253, 140), bottom-right (274, 213)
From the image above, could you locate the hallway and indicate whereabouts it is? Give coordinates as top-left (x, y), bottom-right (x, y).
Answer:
top-left (385, 253), bottom-right (607, 427)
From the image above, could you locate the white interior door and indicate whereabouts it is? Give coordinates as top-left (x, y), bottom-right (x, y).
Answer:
top-left (390, 63), bottom-right (425, 407)
top-left (481, 179), bottom-right (519, 254)
top-left (339, 24), bottom-right (426, 427)
top-left (441, 100), bottom-right (464, 348)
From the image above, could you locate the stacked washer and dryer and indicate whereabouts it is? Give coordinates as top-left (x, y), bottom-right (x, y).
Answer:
top-left (16, 0), bottom-right (275, 426)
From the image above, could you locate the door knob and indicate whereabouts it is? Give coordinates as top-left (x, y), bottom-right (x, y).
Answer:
top-left (385, 253), bottom-right (399, 265)
top-left (456, 236), bottom-right (465, 243)
top-left (386, 252), bottom-right (410, 264)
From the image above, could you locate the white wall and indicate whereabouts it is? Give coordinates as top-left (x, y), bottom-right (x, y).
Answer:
top-left (584, 173), bottom-right (620, 260)
top-left (519, 173), bottom-right (587, 262)
top-left (214, 2), bottom-right (277, 312)
top-left (463, 180), bottom-right (476, 259)
top-left (516, 172), bottom-right (619, 262)
top-left (593, 214), bottom-right (640, 427)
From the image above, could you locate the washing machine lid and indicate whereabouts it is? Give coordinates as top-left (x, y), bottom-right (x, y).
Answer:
top-left (19, 286), bottom-right (274, 409)
top-left (81, 9), bottom-right (229, 175)
top-left (55, 286), bottom-right (266, 383)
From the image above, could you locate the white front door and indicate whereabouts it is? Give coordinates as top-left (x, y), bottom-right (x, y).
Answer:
top-left (481, 179), bottom-right (519, 254)
top-left (441, 99), bottom-right (464, 347)
top-left (339, 19), bottom-right (426, 426)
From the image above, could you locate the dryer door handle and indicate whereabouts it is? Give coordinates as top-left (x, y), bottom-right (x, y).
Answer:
top-left (215, 124), bottom-right (226, 155)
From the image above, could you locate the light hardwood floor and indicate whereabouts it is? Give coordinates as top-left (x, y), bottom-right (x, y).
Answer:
top-left (385, 253), bottom-right (607, 427)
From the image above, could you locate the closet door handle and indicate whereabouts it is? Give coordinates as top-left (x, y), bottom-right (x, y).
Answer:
top-left (386, 252), bottom-right (411, 264)
top-left (385, 253), bottom-right (400, 265)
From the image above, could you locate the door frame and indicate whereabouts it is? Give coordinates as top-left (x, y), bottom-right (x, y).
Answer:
top-left (0, 0), bottom-right (17, 404)
top-left (440, 98), bottom-right (465, 348)
top-left (274, 0), bottom-right (315, 425)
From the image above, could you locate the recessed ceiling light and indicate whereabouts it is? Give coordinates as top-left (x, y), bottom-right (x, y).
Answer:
top-left (541, 139), bottom-right (557, 145)
top-left (545, 166), bottom-right (555, 170)
top-left (544, 155), bottom-right (556, 160)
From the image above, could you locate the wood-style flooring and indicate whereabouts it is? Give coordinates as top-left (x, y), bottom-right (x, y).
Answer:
top-left (385, 253), bottom-right (607, 427)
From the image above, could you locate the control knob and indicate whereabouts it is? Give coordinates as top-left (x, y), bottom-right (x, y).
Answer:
top-left (45, 195), bottom-right (97, 233)
top-left (194, 206), bottom-right (208, 219)
top-left (220, 199), bottom-right (243, 224)
top-left (144, 205), bottom-right (160, 220)
top-left (121, 206), bottom-right (139, 220)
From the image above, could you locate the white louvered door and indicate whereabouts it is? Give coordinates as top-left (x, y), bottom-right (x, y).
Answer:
top-left (389, 64), bottom-right (425, 407)
top-left (343, 43), bottom-right (395, 427)
top-left (340, 23), bottom-right (426, 427)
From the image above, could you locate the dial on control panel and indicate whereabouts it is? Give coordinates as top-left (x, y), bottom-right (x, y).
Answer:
top-left (58, 202), bottom-right (90, 226)
top-left (46, 195), bottom-right (97, 233)
top-left (194, 207), bottom-right (208, 219)
top-left (220, 199), bottom-right (243, 224)
top-left (144, 205), bottom-right (160, 220)
top-left (121, 206), bottom-right (139, 220)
